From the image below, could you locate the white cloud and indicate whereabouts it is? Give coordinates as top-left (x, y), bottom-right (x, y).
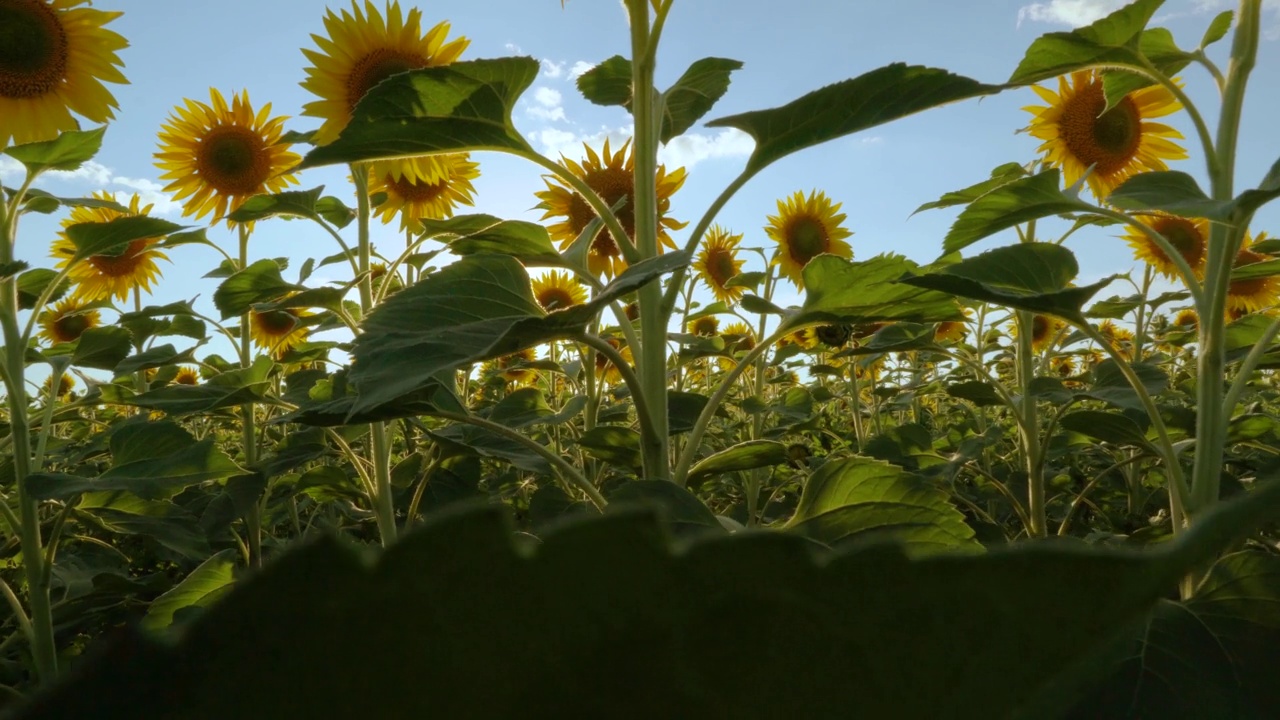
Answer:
top-left (569, 61), bottom-right (595, 80)
top-left (541, 59), bottom-right (565, 78)
top-left (658, 128), bottom-right (755, 170)
top-left (534, 87), bottom-right (562, 108)
top-left (505, 42), bottom-right (523, 54)
top-left (526, 86), bottom-right (567, 122)
top-left (859, 135), bottom-right (885, 146)
top-left (0, 157), bottom-right (180, 215)
top-left (1016, 0), bottom-right (1128, 27)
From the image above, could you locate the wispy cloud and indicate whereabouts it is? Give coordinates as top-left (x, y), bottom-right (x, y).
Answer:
top-left (1016, 0), bottom-right (1129, 27)
top-left (658, 129), bottom-right (754, 169)
top-left (0, 158), bottom-right (181, 215)
top-left (527, 86), bottom-right (567, 122)
top-left (569, 61), bottom-right (595, 80)
top-left (541, 59), bottom-right (565, 78)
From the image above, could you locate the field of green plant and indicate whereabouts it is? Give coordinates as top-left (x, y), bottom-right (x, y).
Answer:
top-left (1, 0), bottom-right (1278, 717)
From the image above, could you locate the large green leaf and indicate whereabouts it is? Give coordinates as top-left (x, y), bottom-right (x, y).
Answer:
top-left (607, 481), bottom-right (724, 536)
top-left (114, 344), bottom-right (199, 376)
top-left (943, 169), bottom-right (1087, 253)
top-left (1234, 156), bottom-right (1280, 217)
top-left (100, 356), bottom-right (274, 415)
top-left (785, 456), bottom-right (979, 553)
top-left (1059, 410), bottom-right (1153, 450)
top-left (75, 494), bottom-right (210, 561)
top-left (299, 58), bottom-right (537, 169)
top-left (899, 243), bottom-right (1113, 323)
top-left (576, 56), bottom-right (742, 143)
top-left (1008, 0), bottom-right (1164, 85)
top-left (348, 252), bottom-right (685, 417)
top-left (575, 55), bottom-right (631, 107)
top-left (782, 254), bottom-right (963, 331)
top-left (225, 186), bottom-right (355, 228)
top-left (420, 214), bottom-right (564, 266)
top-left (3, 127), bottom-right (106, 175)
top-left (1106, 171), bottom-right (1230, 220)
top-left (913, 162), bottom-right (1029, 214)
top-left (142, 550), bottom-right (237, 633)
top-left (213, 259), bottom-right (301, 319)
top-left (64, 216), bottom-right (183, 259)
top-left (70, 326), bottom-right (134, 370)
top-left (707, 63), bottom-right (999, 176)
top-left (1099, 28), bottom-right (1194, 112)
top-left (576, 426), bottom-right (642, 470)
top-left (17, 268), bottom-right (68, 310)
top-left (687, 440), bottom-right (788, 487)
top-left (18, 479), bottom-right (1280, 719)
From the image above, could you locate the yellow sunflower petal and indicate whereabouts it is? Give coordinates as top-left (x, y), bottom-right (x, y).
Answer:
top-left (764, 190), bottom-right (854, 289)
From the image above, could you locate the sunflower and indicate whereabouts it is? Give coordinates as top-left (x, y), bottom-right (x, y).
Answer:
top-left (688, 315), bottom-right (719, 337)
top-left (1172, 308), bottom-right (1198, 331)
top-left (300, 1), bottom-right (469, 148)
top-left (484, 348), bottom-right (539, 387)
top-left (38, 295), bottom-right (99, 344)
top-left (41, 372), bottom-right (75, 399)
top-left (936, 317), bottom-right (970, 344)
top-left (694, 225), bottom-right (746, 304)
top-left (173, 366), bottom-right (200, 385)
top-left (765, 190), bottom-right (854, 288)
top-left (1023, 70), bottom-right (1187, 200)
top-left (368, 154), bottom-right (479, 232)
top-left (1228, 232), bottom-right (1280, 315)
top-left (1016, 314), bottom-right (1064, 353)
top-left (1096, 320), bottom-right (1135, 353)
top-left (778, 327), bottom-right (818, 350)
top-left (248, 306), bottom-right (311, 359)
top-left (51, 192), bottom-right (167, 301)
top-left (535, 138), bottom-right (688, 278)
top-left (593, 337), bottom-right (633, 385)
top-left (0, 0), bottom-right (127, 149)
top-left (720, 322), bottom-right (756, 352)
top-left (531, 270), bottom-right (587, 312)
top-left (155, 88), bottom-right (300, 225)
top-left (1123, 213), bottom-right (1207, 279)
top-left (1050, 355), bottom-right (1076, 379)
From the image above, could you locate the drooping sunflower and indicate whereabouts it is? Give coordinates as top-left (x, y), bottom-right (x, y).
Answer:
top-left (694, 225), bottom-right (746, 304)
top-left (765, 190), bottom-right (854, 288)
top-left (37, 295), bottom-right (100, 344)
top-left (483, 348), bottom-right (539, 387)
top-left (300, 1), bottom-right (469, 147)
top-left (51, 192), bottom-right (168, 301)
top-left (1050, 355), bottom-right (1076, 379)
top-left (1096, 319), bottom-right (1135, 357)
top-left (720, 322), bottom-right (756, 352)
top-left (1016, 314), bottom-right (1065, 353)
top-left (1172, 308), bottom-right (1198, 331)
top-left (41, 372), bottom-right (75, 399)
top-left (367, 154), bottom-right (479, 232)
top-left (593, 337), bottom-right (633, 385)
top-left (936, 317), bottom-right (970, 344)
top-left (173, 366), bottom-right (200, 385)
top-left (155, 88), bottom-right (300, 225)
top-left (535, 138), bottom-right (688, 278)
top-left (1023, 70), bottom-right (1187, 200)
top-left (1228, 232), bottom-right (1280, 315)
top-left (778, 327), bottom-right (818, 351)
top-left (0, 0), bottom-right (128, 149)
top-left (248, 306), bottom-right (311, 359)
top-left (531, 270), bottom-right (587, 312)
top-left (688, 315), bottom-right (720, 337)
top-left (1123, 213), bottom-right (1208, 279)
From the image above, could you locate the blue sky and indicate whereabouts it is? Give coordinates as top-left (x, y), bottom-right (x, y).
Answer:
top-left (4, 0), bottom-right (1279, 340)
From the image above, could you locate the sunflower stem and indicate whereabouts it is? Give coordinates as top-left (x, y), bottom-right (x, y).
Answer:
top-left (628, 0), bottom-right (671, 481)
top-left (236, 225), bottom-right (263, 569)
top-left (1189, 0), bottom-right (1260, 516)
top-left (1014, 310), bottom-right (1047, 538)
top-left (350, 166), bottom-right (399, 546)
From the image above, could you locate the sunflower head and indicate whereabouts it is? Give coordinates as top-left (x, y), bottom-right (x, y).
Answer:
top-left (936, 314), bottom-right (970, 344)
top-left (0, 0), bottom-right (128, 149)
top-left (41, 372), bottom-right (75, 399)
top-left (1023, 70), bottom-right (1187, 200)
top-left (694, 225), bottom-right (746, 304)
top-left (38, 295), bottom-right (100, 344)
top-left (1123, 213), bottom-right (1207, 280)
top-left (173, 366), bottom-right (200, 385)
top-left (815, 323), bottom-right (853, 348)
top-left (765, 190), bottom-right (853, 289)
top-left (778, 327), bottom-right (818, 351)
top-left (593, 337), bottom-right (632, 385)
top-left (52, 192), bottom-right (168, 301)
top-left (535, 138), bottom-right (688, 278)
top-left (248, 305), bottom-right (311, 359)
top-left (1018, 314), bottom-right (1064, 353)
top-left (482, 348), bottom-right (539, 387)
top-left (720, 322), bottom-right (756, 352)
top-left (531, 270), bottom-right (587, 312)
top-left (688, 315), bottom-right (720, 337)
top-left (1051, 355), bottom-right (1076, 379)
top-left (155, 88), bottom-right (300, 225)
top-left (1096, 319), bottom-right (1135, 352)
top-left (368, 154), bottom-right (479, 232)
top-left (301, 1), bottom-right (469, 147)
top-left (1228, 232), bottom-right (1280, 315)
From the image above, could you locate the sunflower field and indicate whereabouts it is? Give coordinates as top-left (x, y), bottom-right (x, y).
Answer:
top-left (1, 0), bottom-right (1279, 717)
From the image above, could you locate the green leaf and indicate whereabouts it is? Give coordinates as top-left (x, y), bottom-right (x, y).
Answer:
top-left (1084, 359), bottom-right (1168, 411)
top-left (17, 188), bottom-right (126, 214)
top-left (17, 479), bottom-right (1280, 719)
top-left (575, 55), bottom-right (631, 107)
top-left (1059, 410), bottom-right (1153, 449)
top-left (1234, 156), bottom-right (1280, 217)
top-left (784, 254), bottom-right (962, 331)
top-left (1099, 29), bottom-right (1193, 112)
top-left (299, 58), bottom-right (537, 169)
top-left (1200, 10), bottom-right (1234, 49)
top-left (485, 387), bottom-right (554, 429)
top-left (607, 481), bottom-right (724, 536)
top-left (213, 259), bottom-right (300, 319)
top-left (102, 356), bottom-right (274, 416)
top-left (913, 162), bottom-right (1028, 214)
top-left (17, 269), bottom-right (68, 310)
top-left (659, 57), bottom-right (744, 143)
top-left (667, 391), bottom-right (710, 435)
top-left (943, 169), bottom-right (1086, 253)
top-left (65, 216), bottom-right (183, 260)
top-left (946, 381), bottom-right (1006, 408)
top-left (739, 294), bottom-right (784, 316)
top-left (71, 327), bottom-right (134, 370)
top-left (1230, 257), bottom-right (1280, 283)
top-left (576, 426), bottom-right (641, 469)
top-left (786, 456), bottom-right (980, 553)
top-left (1106, 170), bottom-right (1230, 220)
top-left (142, 551), bottom-right (237, 633)
top-left (843, 322), bottom-right (937, 354)
top-left (114, 344), bottom-right (198, 376)
top-left (76, 494), bottom-right (210, 560)
top-left (224, 186), bottom-right (328, 224)
top-left (687, 440), bottom-right (789, 487)
top-left (3, 127), bottom-right (106, 174)
top-left (1007, 0), bottom-right (1163, 85)
top-left (28, 432), bottom-right (243, 501)
top-left (428, 422), bottom-right (551, 476)
top-left (421, 214), bottom-right (564, 266)
top-left (901, 244), bottom-right (1112, 323)
top-left (707, 63), bottom-right (998, 176)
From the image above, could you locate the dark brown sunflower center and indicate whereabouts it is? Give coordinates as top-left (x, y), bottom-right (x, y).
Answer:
top-left (537, 287), bottom-right (575, 311)
top-left (1031, 315), bottom-right (1051, 342)
top-left (255, 309), bottom-right (299, 336)
top-left (707, 249), bottom-right (739, 288)
top-left (0, 0), bottom-right (68, 99)
top-left (52, 312), bottom-right (92, 342)
top-left (786, 216), bottom-right (829, 265)
top-left (88, 239), bottom-right (151, 277)
top-left (175, 369), bottom-right (199, 385)
top-left (1060, 80), bottom-right (1142, 174)
top-left (197, 125), bottom-right (272, 195)
top-left (691, 317), bottom-right (719, 336)
top-left (1151, 217), bottom-right (1205, 267)
top-left (347, 49), bottom-right (427, 110)
top-left (569, 165), bottom-right (633, 257)
top-left (386, 173), bottom-right (447, 203)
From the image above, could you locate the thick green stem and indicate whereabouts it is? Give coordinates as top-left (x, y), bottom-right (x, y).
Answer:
top-left (1015, 311), bottom-right (1047, 538)
top-left (236, 226), bottom-right (262, 569)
